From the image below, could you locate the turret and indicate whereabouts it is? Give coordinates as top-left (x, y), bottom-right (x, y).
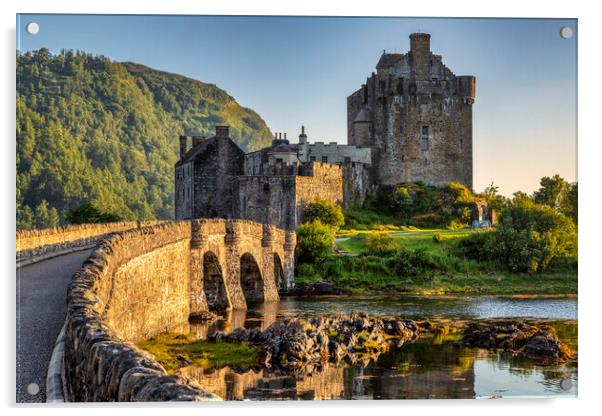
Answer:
top-left (457, 75), bottom-right (476, 104)
top-left (352, 106), bottom-right (373, 146)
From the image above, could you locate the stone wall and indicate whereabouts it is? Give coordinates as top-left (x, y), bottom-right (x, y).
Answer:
top-left (233, 175), bottom-right (298, 230)
top-left (295, 163), bottom-right (344, 225)
top-left (63, 221), bottom-right (221, 401)
top-left (16, 221), bottom-right (162, 266)
top-left (342, 163), bottom-right (372, 208)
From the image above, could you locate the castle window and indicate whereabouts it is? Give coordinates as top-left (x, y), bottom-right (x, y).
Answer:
top-left (310, 156), bottom-right (316, 162)
top-left (276, 158), bottom-right (283, 164)
top-left (321, 156), bottom-right (328, 163)
top-left (344, 157), bottom-right (352, 163)
top-left (421, 125), bottom-right (430, 151)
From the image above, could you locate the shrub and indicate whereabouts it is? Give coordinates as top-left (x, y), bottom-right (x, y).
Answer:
top-left (363, 232), bottom-right (398, 256)
top-left (433, 233), bottom-right (443, 243)
top-left (296, 220), bottom-right (334, 264)
top-left (304, 199), bottom-right (345, 230)
top-left (389, 246), bottom-right (446, 278)
top-left (457, 201), bottom-right (577, 272)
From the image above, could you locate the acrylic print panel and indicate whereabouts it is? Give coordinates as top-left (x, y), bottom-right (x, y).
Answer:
top-left (15, 14), bottom-right (577, 403)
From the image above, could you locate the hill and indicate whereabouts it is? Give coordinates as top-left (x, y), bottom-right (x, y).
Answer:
top-left (16, 49), bottom-right (273, 228)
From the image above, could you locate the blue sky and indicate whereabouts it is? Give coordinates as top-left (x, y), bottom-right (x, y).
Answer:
top-left (17, 14), bottom-right (577, 195)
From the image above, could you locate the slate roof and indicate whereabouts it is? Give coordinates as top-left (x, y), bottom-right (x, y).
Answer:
top-left (175, 135), bottom-right (244, 166)
top-left (353, 107), bottom-right (372, 123)
top-left (376, 52), bottom-right (404, 70)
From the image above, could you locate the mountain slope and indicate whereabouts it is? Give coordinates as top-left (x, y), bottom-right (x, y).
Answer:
top-left (16, 49), bottom-right (273, 228)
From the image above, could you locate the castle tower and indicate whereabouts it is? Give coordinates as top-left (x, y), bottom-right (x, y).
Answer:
top-left (346, 33), bottom-right (476, 190)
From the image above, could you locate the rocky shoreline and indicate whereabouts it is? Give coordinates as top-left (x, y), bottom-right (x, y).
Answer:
top-left (207, 313), bottom-right (575, 376)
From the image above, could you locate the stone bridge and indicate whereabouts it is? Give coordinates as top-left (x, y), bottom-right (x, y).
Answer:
top-left (17, 219), bottom-right (296, 401)
top-left (188, 219), bottom-right (296, 315)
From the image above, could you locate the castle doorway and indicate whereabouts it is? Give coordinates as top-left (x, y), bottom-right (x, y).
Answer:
top-left (240, 253), bottom-right (264, 303)
top-left (202, 251), bottom-right (229, 310)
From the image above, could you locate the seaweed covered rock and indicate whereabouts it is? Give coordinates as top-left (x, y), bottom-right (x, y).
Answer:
top-left (212, 313), bottom-right (420, 375)
top-left (461, 322), bottom-right (574, 365)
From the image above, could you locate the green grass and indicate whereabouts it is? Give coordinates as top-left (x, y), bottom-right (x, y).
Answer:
top-left (337, 227), bottom-right (479, 254)
top-left (300, 227), bottom-right (577, 295)
top-left (137, 333), bottom-right (258, 374)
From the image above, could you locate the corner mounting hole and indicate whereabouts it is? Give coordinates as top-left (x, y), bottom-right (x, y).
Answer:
top-left (27, 383), bottom-right (40, 395)
top-left (560, 26), bottom-right (573, 39)
top-left (560, 379), bottom-right (573, 391)
top-left (26, 22), bottom-right (39, 35)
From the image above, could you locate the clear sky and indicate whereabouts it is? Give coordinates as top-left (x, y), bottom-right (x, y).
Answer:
top-left (17, 14), bottom-right (577, 196)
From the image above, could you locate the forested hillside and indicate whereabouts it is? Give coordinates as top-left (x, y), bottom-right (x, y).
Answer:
top-left (16, 49), bottom-right (273, 229)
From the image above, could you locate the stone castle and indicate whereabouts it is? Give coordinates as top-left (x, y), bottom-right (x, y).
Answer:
top-left (348, 32), bottom-right (475, 189)
top-left (175, 33), bottom-right (476, 229)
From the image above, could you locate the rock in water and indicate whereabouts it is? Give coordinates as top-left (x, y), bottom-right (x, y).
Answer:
top-left (461, 323), bottom-right (575, 365)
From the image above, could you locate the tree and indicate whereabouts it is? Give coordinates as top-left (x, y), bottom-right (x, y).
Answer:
top-left (512, 191), bottom-right (532, 206)
top-left (483, 182), bottom-right (506, 211)
top-left (459, 199), bottom-right (577, 273)
top-left (561, 183), bottom-right (578, 224)
top-left (34, 200), bottom-right (51, 229)
top-left (66, 202), bottom-right (122, 224)
top-left (296, 220), bottom-right (334, 264)
top-left (304, 199), bottom-right (345, 230)
top-left (48, 207), bottom-right (61, 228)
top-left (532, 174), bottom-right (569, 210)
top-left (17, 205), bottom-right (34, 230)
top-left (496, 201), bottom-right (577, 272)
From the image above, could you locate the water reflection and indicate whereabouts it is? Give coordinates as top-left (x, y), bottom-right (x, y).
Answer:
top-left (181, 335), bottom-right (577, 400)
top-left (181, 295), bottom-right (577, 400)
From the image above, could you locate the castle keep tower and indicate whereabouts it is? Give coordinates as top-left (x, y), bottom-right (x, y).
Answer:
top-left (347, 33), bottom-right (476, 189)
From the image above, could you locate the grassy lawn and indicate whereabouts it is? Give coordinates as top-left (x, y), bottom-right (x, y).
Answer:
top-left (137, 333), bottom-right (258, 374)
top-left (297, 227), bottom-right (577, 296)
top-left (337, 227), bottom-right (478, 254)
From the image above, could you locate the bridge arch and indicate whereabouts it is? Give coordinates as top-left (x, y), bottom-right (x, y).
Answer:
top-left (203, 251), bottom-right (229, 310)
top-left (273, 252), bottom-right (285, 291)
top-left (240, 252), bottom-right (264, 303)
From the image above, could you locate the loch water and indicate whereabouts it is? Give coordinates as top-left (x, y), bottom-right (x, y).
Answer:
top-left (181, 295), bottom-right (578, 400)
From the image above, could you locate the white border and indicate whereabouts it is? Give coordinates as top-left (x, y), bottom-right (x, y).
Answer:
top-left (3, 1), bottom-right (601, 415)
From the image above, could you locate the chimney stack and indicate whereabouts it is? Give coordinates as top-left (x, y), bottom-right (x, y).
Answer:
top-left (216, 125), bottom-right (229, 138)
top-left (409, 33), bottom-right (431, 79)
top-left (179, 135), bottom-right (188, 160)
top-left (192, 135), bottom-right (206, 147)
top-left (299, 125), bottom-right (307, 144)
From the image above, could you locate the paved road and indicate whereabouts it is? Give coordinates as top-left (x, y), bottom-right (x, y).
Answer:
top-left (16, 249), bottom-right (92, 403)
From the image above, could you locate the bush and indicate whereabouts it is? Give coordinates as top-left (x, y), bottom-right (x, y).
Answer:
top-left (296, 220), bottom-right (334, 264)
top-left (390, 247), bottom-right (443, 277)
top-left (363, 232), bottom-right (398, 256)
top-left (432, 233), bottom-right (443, 243)
top-left (372, 182), bottom-right (476, 228)
top-left (66, 202), bottom-right (122, 224)
top-left (304, 199), bottom-right (345, 230)
top-left (457, 201), bottom-right (577, 272)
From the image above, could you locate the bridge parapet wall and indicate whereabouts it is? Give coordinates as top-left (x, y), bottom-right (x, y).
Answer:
top-left (16, 220), bottom-right (164, 266)
top-left (62, 218), bottom-right (295, 401)
top-left (64, 221), bottom-right (220, 402)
